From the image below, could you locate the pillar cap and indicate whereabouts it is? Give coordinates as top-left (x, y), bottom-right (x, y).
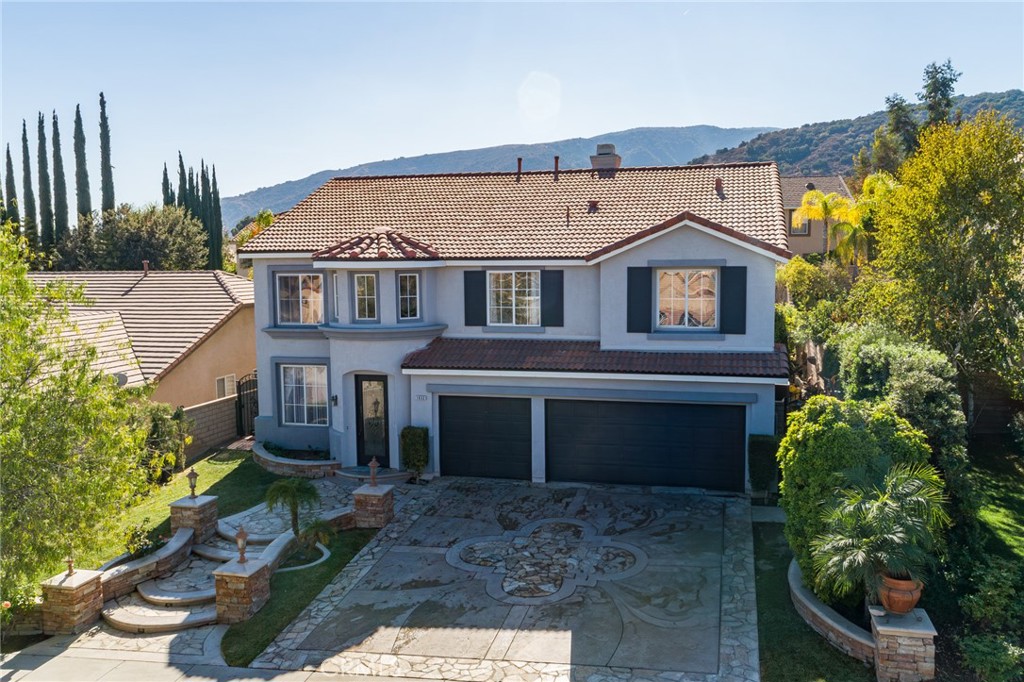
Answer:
top-left (41, 569), bottom-right (103, 590)
top-left (871, 608), bottom-right (937, 637)
top-left (354, 484), bottom-right (394, 497)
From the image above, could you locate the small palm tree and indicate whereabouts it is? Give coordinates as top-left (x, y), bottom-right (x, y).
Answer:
top-left (298, 519), bottom-right (335, 553)
top-left (811, 462), bottom-right (949, 603)
top-left (265, 477), bottom-right (320, 537)
top-left (792, 190), bottom-right (857, 256)
top-left (829, 221), bottom-right (870, 269)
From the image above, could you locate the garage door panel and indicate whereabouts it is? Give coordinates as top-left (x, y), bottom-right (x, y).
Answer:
top-left (440, 396), bottom-right (532, 480)
top-left (545, 400), bottom-right (745, 491)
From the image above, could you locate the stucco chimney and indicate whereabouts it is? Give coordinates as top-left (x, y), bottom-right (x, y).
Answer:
top-left (590, 144), bottom-right (622, 170)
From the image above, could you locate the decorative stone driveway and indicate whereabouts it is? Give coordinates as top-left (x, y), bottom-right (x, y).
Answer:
top-left (254, 478), bottom-right (759, 682)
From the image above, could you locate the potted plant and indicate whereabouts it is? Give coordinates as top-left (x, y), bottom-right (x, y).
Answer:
top-left (810, 462), bottom-right (949, 614)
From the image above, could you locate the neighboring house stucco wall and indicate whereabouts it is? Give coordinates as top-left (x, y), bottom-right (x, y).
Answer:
top-left (151, 306), bottom-right (257, 408)
top-left (786, 217), bottom-right (830, 257)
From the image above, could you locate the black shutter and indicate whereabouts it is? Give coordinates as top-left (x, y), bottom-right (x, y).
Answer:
top-left (719, 266), bottom-right (747, 334)
top-left (626, 267), bottom-right (652, 333)
top-left (464, 271), bottom-right (487, 326)
top-left (540, 270), bottom-right (564, 327)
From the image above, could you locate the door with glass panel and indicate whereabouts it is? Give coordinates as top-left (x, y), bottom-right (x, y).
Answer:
top-left (355, 375), bottom-right (389, 467)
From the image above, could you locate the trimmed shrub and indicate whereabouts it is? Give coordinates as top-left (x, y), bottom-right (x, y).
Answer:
top-left (777, 396), bottom-right (930, 602)
top-left (959, 634), bottom-right (1024, 682)
top-left (400, 426), bottom-right (429, 481)
top-left (748, 435), bottom-right (781, 493)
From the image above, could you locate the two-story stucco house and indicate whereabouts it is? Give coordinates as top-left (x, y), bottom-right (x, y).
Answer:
top-left (239, 146), bottom-right (791, 492)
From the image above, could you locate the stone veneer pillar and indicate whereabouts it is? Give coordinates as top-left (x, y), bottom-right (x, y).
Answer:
top-left (40, 570), bottom-right (103, 634)
top-left (870, 608), bottom-right (937, 682)
top-left (213, 558), bottom-right (271, 624)
top-left (169, 494), bottom-right (218, 544)
top-left (353, 484), bottom-right (395, 529)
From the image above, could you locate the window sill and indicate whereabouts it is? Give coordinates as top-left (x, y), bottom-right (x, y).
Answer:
top-left (646, 331), bottom-right (727, 341)
top-left (482, 325), bottom-right (546, 334)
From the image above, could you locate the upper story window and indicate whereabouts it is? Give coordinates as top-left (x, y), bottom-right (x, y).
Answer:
top-left (398, 273), bottom-right (420, 320)
top-left (656, 268), bottom-right (717, 329)
top-left (789, 209), bottom-right (810, 236)
top-left (488, 270), bottom-right (540, 326)
top-left (277, 273), bottom-right (323, 325)
top-left (353, 273), bottom-right (378, 321)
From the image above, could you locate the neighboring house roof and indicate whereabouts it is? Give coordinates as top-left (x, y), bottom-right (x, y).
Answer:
top-left (66, 310), bottom-right (147, 387)
top-left (28, 271), bottom-right (254, 383)
top-left (240, 163), bottom-right (788, 259)
top-left (402, 338), bottom-right (789, 379)
top-left (780, 175), bottom-right (852, 208)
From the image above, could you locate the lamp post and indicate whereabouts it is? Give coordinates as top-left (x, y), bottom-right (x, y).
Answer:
top-left (187, 467), bottom-right (199, 499)
top-left (369, 455), bottom-right (379, 487)
top-left (235, 525), bottom-right (249, 564)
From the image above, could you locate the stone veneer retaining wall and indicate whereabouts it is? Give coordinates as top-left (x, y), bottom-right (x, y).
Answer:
top-left (183, 395), bottom-right (238, 459)
top-left (100, 528), bottom-right (193, 601)
top-left (252, 441), bottom-right (342, 478)
top-left (41, 570), bottom-right (104, 635)
top-left (170, 495), bottom-right (219, 544)
top-left (4, 602), bottom-right (43, 636)
top-left (788, 560), bottom-right (876, 664)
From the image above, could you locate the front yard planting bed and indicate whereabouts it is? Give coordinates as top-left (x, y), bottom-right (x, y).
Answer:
top-left (221, 528), bottom-right (376, 667)
top-left (754, 522), bottom-right (874, 682)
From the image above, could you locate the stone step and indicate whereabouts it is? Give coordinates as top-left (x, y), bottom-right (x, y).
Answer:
top-left (101, 594), bottom-right (217, 634)
top-left (192, 542), bottom-right (264, 562)
top-left (136, 580), bottom-right (215, 607)
top-left (216, 519), bottom-right (278, 545)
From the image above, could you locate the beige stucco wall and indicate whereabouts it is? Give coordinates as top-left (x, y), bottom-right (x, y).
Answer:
top-left (151, 306), bottom-right (256, 408)
top-left (786, 217), bottom-right (829, 257)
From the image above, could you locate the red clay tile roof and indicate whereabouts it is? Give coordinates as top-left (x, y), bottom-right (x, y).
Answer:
top-left (28, 271), bottom-right (253, 382)
top-left (240, 163), bottom-right (787, 259)
top-left (401, 338), bottom-right (789, 378)
top-left (313, 228), bottom-right (440, 260)
top-left (780, 175), bottom-right (852, 207)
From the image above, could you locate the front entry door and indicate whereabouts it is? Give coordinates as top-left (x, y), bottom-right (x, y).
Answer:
top-left (355, 375), bottom-right (389, 467)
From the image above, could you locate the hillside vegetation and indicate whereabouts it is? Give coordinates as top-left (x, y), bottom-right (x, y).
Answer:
top-left (221, 125), bottom-right (774, 229)
top-left (690, 90), bottom-right (1024, 175)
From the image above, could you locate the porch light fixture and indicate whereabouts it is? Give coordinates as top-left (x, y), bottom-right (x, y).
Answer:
top-left (236, 525), bottom-right (249, 564)
top-left (187, 467), bottom-right (199, 499)
top-left (369, 456), bottom-right (379, 487)
top-left (331, 394), bottom-right (338, 406)
top-left (65, 555), bottom-right (75, 577)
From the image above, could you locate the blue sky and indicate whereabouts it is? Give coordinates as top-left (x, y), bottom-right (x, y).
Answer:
top-left (2, 2), bottom-right (1022, 208)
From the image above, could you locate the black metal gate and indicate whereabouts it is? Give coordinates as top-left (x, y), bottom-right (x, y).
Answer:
top-left (236, 371), bottom-right (258, 437)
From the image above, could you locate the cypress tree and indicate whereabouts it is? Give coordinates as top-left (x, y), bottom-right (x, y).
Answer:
top-left (161, 163), bottom-right (175, 206)
top-left (73, 104), bottom-right (92, 226)
top-left (186, 167), bottom-right (196, 218)
top-left (20, 121), bottom-right (38, 248)
top-left (211, 166), bottom-right (224, 270)
top-left (176, 152), bottom-right (187, 209)
top-left (4, 145), bottom-right (20, 234)
top-left (52, 112), bottom-right (70, 246)
top-left (99, 92), bottom-right (114, 212)
top-left (37, 113), bottom-right (55, 253)
top-left (200, 162), bottom-right (215, 269)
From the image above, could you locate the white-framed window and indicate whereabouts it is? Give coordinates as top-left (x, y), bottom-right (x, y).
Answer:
top-left (353, 273), bottom-right (378, 321)
top-left (276, 273), bottom-right (323, 325)
top-left (398, 273), bottom-right (420, 320)
top-left (488, 270), bottom-right (540, 326)
top-left (216, 374), bottom-right (236, 399)
top-left (656, 268), bottom-right (718, 329)
top-left (280, 364), bottom-right (328, 426)
top-left (789, 209), bottom-right (810, 236)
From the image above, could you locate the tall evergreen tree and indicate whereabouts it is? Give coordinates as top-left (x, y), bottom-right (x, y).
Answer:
top-left (37, 113), bottom-right (55, 253)
top-left (211, 166), bottom-right (224, 270)
top-left (73, 104), bottom-right (92, 227)
top-left (200, 162), bottom-right (216, 269)
top-left (20, 121), bottom-right (38, 248)
top-left (99, 92), bottom-right (114, 212)
top-left (161, 164), bottom-right (175, 206)
top-left (4, 145), bottom-right (20, 234)
top-left (186, 167), bottom-right (196, 218)
top-left (51, 112), bottom-right (70, 246)
top-left (918, 60), bottom-right (962, 129)
top-left (176, 152), bottom-right (187, 209)
top-left (885, 94), bottom-right (919, 155)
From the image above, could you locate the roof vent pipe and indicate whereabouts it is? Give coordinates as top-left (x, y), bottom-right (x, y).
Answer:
top-left (142, 259), bottom-right (150, 275)
top-left (516, 157), bottom-right (522, 182)
top-left (805, 182), bottom-right (815, 191)
top-left (714, 178), bottom-right (724, 197)
top-left (554, 156), bottom-right (560, 182)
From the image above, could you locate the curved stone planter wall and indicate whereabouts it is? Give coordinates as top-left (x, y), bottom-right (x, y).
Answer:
top-left (253, 442), bottom-right (342, 478)
top-left (100, 528), bottom-right (194, 601)
top-left (788, 559), bottom-right (875, 664)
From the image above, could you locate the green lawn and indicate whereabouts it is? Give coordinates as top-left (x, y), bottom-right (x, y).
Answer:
top-left (971, 435), bottom-right (1024, 559)
top-left (77, 449), bottom-right (281, 571)
top-left (220, 528), bottom-right (376, 666)
top-left (754, 522), bottom-right (874, 682)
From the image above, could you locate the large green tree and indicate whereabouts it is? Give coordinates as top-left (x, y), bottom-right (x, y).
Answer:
top-left (73, 104), bottom-right (92, 228)
top-left (36, 113), bottom-right (55, 254)
top-left (99, 92), bottom-right (114, 213)
top-left (90, 204), bottom-right (208, 271)
top-left (868, 111), bottom-right (1024, 414)
top-left (919, 60), bottom-right (962, 128)
top-left (0, 228), bottom-right (149, 606)
top-left (4, 145), bottom-right (20, 233)
top-left (20, 121), bottom-right (37, 248)
top-left (51, 112), bottom-right (70, 247)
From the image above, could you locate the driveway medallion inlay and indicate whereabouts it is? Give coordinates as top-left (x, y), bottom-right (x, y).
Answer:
top-left (446, 518), bottom-right (647, 605)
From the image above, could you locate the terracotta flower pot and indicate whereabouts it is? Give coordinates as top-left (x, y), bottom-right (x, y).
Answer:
top-left (879, 574), bottom-right (923, 614)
